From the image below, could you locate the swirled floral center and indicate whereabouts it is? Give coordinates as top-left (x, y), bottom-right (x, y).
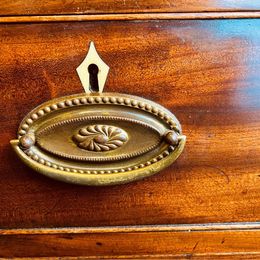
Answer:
top-left (73, 125), bottom-right (128, 152)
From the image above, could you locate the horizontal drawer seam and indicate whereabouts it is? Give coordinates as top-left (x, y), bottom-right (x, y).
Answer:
top-left (1, 222), bottom-right (260, 235)
top-left (1, 12), bottom-right (260, 23)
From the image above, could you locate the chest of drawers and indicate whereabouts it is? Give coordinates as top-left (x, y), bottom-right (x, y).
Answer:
top-left (0, 1), bottom-right (260, 258)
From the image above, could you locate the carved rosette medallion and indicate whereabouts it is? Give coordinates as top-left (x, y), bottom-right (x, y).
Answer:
top-left (73, 125), bottom-right (128, 152)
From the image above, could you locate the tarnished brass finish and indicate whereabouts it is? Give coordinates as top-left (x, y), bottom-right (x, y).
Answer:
top-left (73, 125), bottom-right (129, 152)
top-left (10, 92), bottom-right (186, 186)
top-left (10, 42), bottom-right (185, 185)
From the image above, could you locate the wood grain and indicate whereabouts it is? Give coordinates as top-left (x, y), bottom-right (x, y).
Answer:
top-left (1, 227), bottom-right (260, 257)
top-left (1, 12), bottom-right (260, 23)
top-left (0, 19), bottom-right (260, 229)
top-left (0, 0), bottom-right (260, 16)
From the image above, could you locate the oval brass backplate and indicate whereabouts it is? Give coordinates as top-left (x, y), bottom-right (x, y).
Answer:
top-left (10, 92), bottom-right (186, 186)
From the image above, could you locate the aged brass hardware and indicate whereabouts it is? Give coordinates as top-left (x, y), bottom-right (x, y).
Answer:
top-left (10, 42), bottom-right (186, 186)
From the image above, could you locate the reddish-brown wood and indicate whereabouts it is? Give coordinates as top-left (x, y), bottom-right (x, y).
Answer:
top-left (0, 226), bottom-right (260, 257)
top-left (0, 20), bottom-right (259, 229)
top-left (1, 12), bottom-right (260, 23)
top-left (0, 0), bottom-right (260, 16)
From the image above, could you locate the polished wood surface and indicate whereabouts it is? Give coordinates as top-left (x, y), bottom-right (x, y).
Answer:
top-left (1, 12), bottom-right (260, 23)
top-left (1, 0), bottom-right (260, 15)
top-left (1, 225), bottom-right (260, 258)
top-left (0, 20), bottom-right (259, 229)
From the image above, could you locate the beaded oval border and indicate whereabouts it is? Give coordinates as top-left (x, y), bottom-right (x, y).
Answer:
top-left (24, 145), bottom-right (175, 175)
top-left (18, 95), bottom-right (180, 138)
top-left (17, 93), bottom-right (182, 175)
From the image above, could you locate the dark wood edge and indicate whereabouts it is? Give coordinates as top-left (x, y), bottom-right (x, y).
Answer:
top-left (1, 12), bottom-right (260, 23)
top-left (1, 222), bottom-right (260, 235)
top-left (7, 253), bottom-right (260, 259)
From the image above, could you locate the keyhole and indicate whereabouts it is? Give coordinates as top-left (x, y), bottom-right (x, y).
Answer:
top-left (88, 64), bottom-right (99, 92)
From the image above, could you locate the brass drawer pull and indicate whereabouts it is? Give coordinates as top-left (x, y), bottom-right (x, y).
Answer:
top-left (10, 42), bottom-right (186, 186)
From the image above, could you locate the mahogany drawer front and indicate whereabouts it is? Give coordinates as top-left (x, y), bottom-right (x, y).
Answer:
top-left (1, 0), bottom-right (260, 15)
top-left (0, 19), bottom-right (260, 230)
top-left (1, 228), bottom-right (260, 258)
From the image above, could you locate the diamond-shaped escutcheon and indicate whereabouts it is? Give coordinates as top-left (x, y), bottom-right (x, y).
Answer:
top-left (76, 42), bottom-right (109, 93)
